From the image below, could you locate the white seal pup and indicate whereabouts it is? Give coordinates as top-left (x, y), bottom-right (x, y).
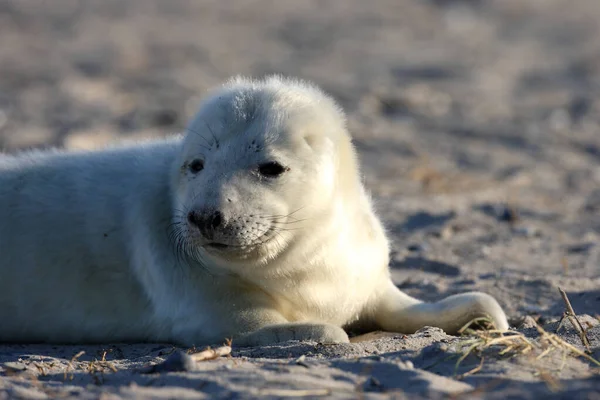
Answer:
top-left (0, 76), bottom-right (508, 346)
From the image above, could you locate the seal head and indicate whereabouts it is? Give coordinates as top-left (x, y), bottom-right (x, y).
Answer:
top-left (171, 76), bottom-right (360, 268)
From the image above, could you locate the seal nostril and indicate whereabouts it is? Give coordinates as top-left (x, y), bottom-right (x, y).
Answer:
top-left (187, 211), bottom-right (198, 226)
top-left (211, 211), bottom-right (222, 229)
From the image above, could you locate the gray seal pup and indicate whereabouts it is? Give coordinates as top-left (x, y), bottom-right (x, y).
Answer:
top-left (0, 76), bottom-right (508, 345)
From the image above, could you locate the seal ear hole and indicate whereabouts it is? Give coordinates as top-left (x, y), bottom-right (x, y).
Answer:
top-left (188, 159), bottom-right (204, 173)
top-left (258, 161), bottom-right (289, 178)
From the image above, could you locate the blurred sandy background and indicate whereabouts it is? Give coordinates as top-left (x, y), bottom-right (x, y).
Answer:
top-left (1, 1), bottom-right (600, 398)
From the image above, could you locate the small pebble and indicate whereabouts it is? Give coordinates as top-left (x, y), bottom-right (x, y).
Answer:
top-left (512, 225), bottom-right (540, 238)
top-left (363, 376), bottom-right (383, 392)
top-left (407, 243), bottom-right (429, 253)
top-left (142, 350), bottom-right (195, 373)
top-left (477, 203), bottom-right (519, 223)
top-left (4, 362), bottom-right (27, 371)
top-left (295, 355), bottom-right (310, 368)
top-left (566, 242), bottom-right (595, 254)
top-left (439, 225), bottom-right (454, 240)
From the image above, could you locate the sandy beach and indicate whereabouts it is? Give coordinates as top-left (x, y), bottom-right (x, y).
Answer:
top-left (0, 0), bottom-right (599, 398)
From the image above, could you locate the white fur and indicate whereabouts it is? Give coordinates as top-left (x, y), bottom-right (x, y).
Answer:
top-left (0, 76), bottom-right (508, 345)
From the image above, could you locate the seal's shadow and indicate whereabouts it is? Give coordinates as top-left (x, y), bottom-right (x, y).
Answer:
top-left (391, 257), bottom-right (461, 277)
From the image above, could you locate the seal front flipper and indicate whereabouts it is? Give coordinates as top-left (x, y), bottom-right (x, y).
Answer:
top-left (368, 280), bottom-right (509, 335)
top-left (234, 322), bottom-right (349, 347)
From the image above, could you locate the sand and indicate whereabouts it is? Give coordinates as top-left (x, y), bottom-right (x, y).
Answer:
top-left (0, 0), bottom-right (599, 398)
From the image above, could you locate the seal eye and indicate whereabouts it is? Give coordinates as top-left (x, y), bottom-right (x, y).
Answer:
top-left (258, 162), bottom-right (287, 178)
top-left (189, 159), bottom-right (204, 173)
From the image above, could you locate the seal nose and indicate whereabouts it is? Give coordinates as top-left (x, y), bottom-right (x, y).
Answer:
top-left (187, 210), bottom-right (223, 238)
top-left (209, 211), bottom-right (222, 229)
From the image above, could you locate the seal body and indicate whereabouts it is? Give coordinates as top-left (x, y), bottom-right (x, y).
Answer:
top-left (0, 76), bottom-right (508, 345)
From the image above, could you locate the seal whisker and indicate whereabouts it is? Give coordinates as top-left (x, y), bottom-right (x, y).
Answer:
top-left (265, 218), bottom-right (308, 225)
top-left (271, 226), bottom-right (303, 232)
top-left (253, 208), bottom-right (309, 222)
top-left (203, 120), bottom-right (220, 148)
top-left (185, 126), bottom-right (213, 151)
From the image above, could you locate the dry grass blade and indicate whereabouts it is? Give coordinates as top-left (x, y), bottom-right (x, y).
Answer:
top-left (71, 351), bottom-right (85, 362)
top-left (534, 324), bottom-right (600, 367)
top-left (63, 350), bottom-right (85, 380)
top-left (455, 316), bottom-right (600, 381)
top-left (558, 287), bottom-right (592, 352)
top-left (99, 360), bottom-right (118, 373)
top-left (457, 316), bottom-right (498, 335)
top-left (455, 328), bottom-right (535, 376)
top-left (456, 357), bottom-right (485, 380)
top-left (189, 345), bottom-right (232, 362)
top-left (536, 368), bottom-right (563, 392)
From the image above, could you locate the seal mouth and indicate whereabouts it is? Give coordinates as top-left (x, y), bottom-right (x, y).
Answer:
top-left (206, 242), bottom-right (230, 250)
top-left (203, 237), bottom-right (272, 253)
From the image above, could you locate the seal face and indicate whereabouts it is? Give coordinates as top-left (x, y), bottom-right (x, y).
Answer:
top-left (171, 77), bottom-right (344, 268)
top-left (0, 76), bottom-right (509, 345)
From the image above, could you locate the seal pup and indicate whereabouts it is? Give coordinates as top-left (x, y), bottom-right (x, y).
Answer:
top-left (0, 76), bottom-right (508, 345)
